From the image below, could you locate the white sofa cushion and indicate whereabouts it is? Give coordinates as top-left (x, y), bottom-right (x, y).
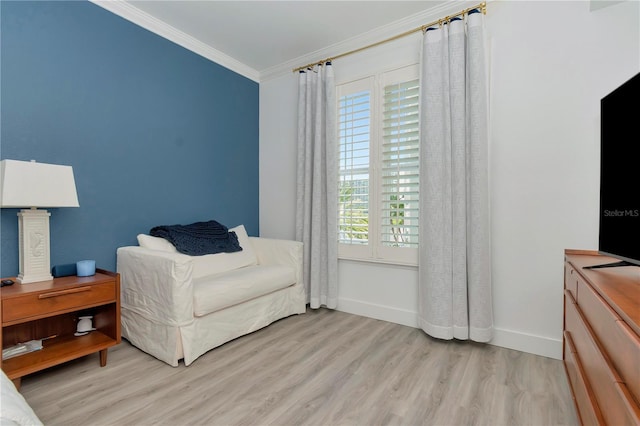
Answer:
top-left (192, 265), bottom-right (295, 316)
top-left (191, 225), bottom-right (258, 279)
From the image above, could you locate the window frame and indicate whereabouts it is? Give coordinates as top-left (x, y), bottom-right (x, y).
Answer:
top-left (337, 64), bottom-right (419, 266)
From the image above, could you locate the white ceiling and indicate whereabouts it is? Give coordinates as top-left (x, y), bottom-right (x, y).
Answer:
top-left (96, 1), bottom-right (451, 80)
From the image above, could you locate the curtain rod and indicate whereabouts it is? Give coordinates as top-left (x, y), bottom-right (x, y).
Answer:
top-left (292, 1), bottom-right (486, 73)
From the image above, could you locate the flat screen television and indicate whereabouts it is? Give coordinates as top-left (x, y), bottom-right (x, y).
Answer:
top-left (587, 71), bottom-right (640, 269)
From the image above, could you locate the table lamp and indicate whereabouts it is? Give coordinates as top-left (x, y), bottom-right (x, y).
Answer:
top-left (0, 159), bottom-right (79, 284)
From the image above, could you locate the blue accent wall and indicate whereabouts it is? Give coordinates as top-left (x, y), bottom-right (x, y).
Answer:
top-left (0, 1), bottom-right (259, 277)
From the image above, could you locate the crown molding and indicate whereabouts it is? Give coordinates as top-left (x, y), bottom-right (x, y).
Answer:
top-left (90, 0), bottom-right (488, 83)
top-left (89, 0), bottom-right (260, 83)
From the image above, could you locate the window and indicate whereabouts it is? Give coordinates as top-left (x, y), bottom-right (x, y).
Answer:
top-left (338, 65), bottom-right (419, 265)
top-left (339, 81), bottom-right (371, 246)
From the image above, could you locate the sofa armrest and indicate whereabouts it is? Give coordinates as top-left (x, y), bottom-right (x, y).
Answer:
top-left (1, 370), bottom-right (43, 426)
top-left (116, 246), bottom-right (194, 326)
top-left (249, 237), bottom-right (304, 286)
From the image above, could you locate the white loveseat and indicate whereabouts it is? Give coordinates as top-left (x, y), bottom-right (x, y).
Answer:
top-left (116, 225), bottom-right (306, 366)
top-left (1, 370), bottom-right (43, 426)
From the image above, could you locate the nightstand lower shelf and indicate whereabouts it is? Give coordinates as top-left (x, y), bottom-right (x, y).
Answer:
top-left (3, 331), bottom-right (116, 381)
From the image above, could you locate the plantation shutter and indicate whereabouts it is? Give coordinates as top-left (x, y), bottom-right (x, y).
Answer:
top-left (338, 90), bottom-right (371, 245)
top-left (381, 79), bottom-right (419, 248)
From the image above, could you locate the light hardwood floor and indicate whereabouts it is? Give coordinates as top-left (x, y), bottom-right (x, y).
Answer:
top-left (18, 308), bottom-right (578, 426)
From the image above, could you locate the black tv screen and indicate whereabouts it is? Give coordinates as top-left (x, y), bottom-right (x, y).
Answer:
top-left (598, 71), bottom-right (640, 266)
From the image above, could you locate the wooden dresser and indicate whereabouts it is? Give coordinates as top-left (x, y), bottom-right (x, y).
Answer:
top-left (564, 250), bottom-right (640, 425)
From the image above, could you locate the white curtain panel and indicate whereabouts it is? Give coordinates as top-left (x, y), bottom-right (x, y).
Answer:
top-left (295, 63), bottom-right (338, 309)
top-left (418, 11), bottom-right (493, 342)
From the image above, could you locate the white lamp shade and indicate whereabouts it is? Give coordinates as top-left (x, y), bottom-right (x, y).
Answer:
top-left (0, 159), bottom-right (79, 208)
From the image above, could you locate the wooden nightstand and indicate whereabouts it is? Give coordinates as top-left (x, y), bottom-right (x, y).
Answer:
top-left (1, 269), bottom-right (121, 389)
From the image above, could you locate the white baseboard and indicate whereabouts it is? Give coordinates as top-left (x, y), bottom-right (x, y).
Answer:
top-left (490, 327), bottom-right (562, 360)
top-left (337, 297), bottom-right (419, 329)
top-left (336, 297), bottom-right (563, 360)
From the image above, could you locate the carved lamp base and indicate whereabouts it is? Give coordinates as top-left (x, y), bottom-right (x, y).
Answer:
top-left (17, 208), bottom-right (54, 284)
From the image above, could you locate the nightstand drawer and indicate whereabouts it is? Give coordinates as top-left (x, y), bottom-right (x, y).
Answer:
top-left (2, 282), bottom-right (116, 323)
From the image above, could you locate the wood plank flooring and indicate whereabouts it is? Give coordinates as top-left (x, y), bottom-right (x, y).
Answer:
top-left (18, 308), bottom-right (578, 425)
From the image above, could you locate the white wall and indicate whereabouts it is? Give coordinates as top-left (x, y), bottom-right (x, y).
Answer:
top-left (259, 0), bottom-right (639, 359)
top-left (259, 75), bottom-right (298, 239)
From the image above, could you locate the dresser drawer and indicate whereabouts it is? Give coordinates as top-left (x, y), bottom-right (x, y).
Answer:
top-left (564, 332), bottom-right (578, 389)
top-left (2, 282), bottom-right (116, 323)
top-left (565, 291), bottom-right (638, 426)
top-left (614, 382), bottom-right (640, 425)
top-left (576, 277), bottom-right (640, 404)
top-left (563, 330), bottom-right (604, 426)
top-left (565, 263), bottom-right (578, 300)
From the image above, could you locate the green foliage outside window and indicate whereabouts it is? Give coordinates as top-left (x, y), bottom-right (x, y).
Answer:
top-left (388, 194), bottom-right (408, 247)
top-left (339, 182), bottom-right (368, 243)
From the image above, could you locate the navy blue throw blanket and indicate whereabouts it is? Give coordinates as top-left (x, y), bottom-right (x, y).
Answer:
top-left (150, 220), bottom-right (242, 256)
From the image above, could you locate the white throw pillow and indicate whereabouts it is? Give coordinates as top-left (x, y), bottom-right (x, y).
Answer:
top-left (191, 224), bottom-right (258, 279)
top-left (137, 234), bottom-right (178, 252)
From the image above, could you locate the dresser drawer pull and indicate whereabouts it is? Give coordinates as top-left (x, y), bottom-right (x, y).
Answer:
top-left (38, 286), bottom-right (92, 299)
